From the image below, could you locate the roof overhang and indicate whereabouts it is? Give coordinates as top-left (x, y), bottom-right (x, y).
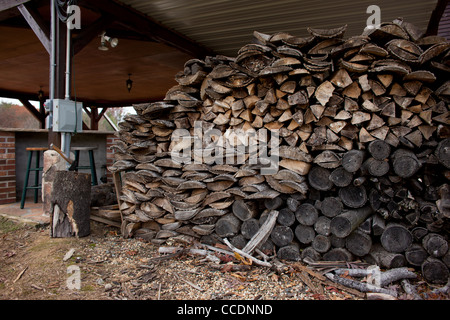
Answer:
top-left (0, 0), bottom-right (444, 107)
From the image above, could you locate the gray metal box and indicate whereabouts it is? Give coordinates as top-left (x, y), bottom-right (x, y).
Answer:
top-left (52, 99), bottom-right (83, 132)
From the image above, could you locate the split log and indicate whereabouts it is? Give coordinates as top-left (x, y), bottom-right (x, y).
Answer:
top-left (110, 21), bottom-right (450, 283)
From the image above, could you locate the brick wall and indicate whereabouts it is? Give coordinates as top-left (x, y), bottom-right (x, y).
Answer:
top-left (105, 134), bottom-right (119, 184)
top-left (0, 132), bottom-right (16, 204)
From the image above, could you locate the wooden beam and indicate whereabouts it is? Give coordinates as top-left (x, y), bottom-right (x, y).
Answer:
top-left (0, 0), bottom-right (30, 12)
top-left (426, 0), bottom-right (449, 36)
top-left (79, 0), bottom-right (214, 59)
top-left (17, 3), bottom-right (50, 54)
top-left (19, 99), bottom-right (46, 127)
top-left (96, 107), bottom-right (108, 122)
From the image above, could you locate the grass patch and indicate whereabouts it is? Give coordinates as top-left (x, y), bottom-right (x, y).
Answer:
top-left (0, 217), bottom-right (24, 234)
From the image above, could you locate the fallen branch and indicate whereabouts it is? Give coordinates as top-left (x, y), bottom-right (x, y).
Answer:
top-left (242, 210), bottom-right (279, 254)
top-left (174, 273), bottom-right (205, 292)
top-left (366, 292), bottom-right (397, 300)
top-left (223, 238), bottom-right (272, 268)
top-left (13, 266), bottom-right (28, 283)
top-left (325, 272), bottom-right (398, 297)
top-left (333, 267), bottom-right (417, 287)
top-left (401, 279), bottom-right (423, 300)
top-left (157, 246), bottom-right (221, 264)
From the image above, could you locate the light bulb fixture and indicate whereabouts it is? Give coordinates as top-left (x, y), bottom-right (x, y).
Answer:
top-left (98, 32), bottom-right (119, 51)
top-left (126, 73), bottom-right (133, 93)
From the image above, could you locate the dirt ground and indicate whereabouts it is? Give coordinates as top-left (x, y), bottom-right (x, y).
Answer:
top-left (0, 216), bottom-right (448, 301)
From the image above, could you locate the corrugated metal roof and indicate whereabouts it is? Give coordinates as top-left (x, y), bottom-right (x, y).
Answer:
top-left (438, 2), bottom-right (450, 40)
top-left (118, 0), bottom-right (437, 56)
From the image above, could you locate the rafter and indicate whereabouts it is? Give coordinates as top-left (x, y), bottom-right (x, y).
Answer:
top-left (426, 0), bottom-right (449, 36)
top-left (0, 0), bottom-right (30, 12)
top-left (17, 3), bottom-right (50, 54)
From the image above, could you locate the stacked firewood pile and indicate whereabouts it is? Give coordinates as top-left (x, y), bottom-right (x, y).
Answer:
top-left (109, 20), bottom-right (450, 284)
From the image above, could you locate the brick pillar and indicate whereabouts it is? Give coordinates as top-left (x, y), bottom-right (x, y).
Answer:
top-left (105, 134), bottom-right (119, 184)
top-left (0, 132), bottom-right (16, 204)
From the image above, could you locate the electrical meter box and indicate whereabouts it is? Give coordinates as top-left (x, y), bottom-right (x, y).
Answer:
top-left (52, 99), bottom-right (83, 132)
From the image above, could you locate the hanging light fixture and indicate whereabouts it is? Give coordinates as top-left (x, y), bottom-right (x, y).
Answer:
top-left (126, 74), bottom-right (133, 93)
top-left (98, 31), bottom-right (118, 51)
top-left (37, 86), bottom-right (44, 101)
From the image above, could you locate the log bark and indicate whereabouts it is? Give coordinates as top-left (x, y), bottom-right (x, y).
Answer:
top-left (50, 171), bottom-right (91, 238)
top-left (330, 206), bottom-right (373, 238)
top-left (366, 244), bottom-right (407, 269)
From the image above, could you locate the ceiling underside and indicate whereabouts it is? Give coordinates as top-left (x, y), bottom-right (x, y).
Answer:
top-left (0, 0), bottom-right (442, 106)
top-left (121, 0), bottom-right (439, 57)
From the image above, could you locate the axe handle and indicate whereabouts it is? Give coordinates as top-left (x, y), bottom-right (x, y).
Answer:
top-left (50, 143), bottom-right (73, 164)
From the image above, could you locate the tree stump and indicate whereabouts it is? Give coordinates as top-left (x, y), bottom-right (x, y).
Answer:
top-left (50, 171), bottom-right (91, 238)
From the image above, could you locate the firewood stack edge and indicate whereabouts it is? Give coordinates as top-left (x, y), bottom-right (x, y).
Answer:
top-left (109, 20), bottom-right (450, 284)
